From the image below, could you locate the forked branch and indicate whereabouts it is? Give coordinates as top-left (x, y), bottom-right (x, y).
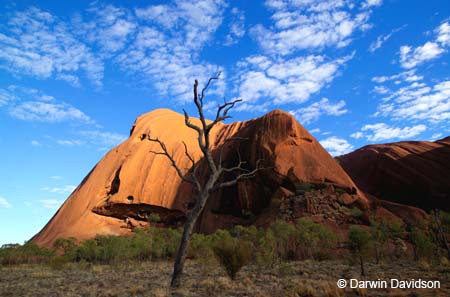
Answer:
top-left (215, 159), bottom-right (266, 190)
top-left (147, 133), bottom-right (196, 185)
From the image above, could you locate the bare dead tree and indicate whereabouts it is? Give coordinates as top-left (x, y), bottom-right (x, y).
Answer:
top-left (432, 209), bottom-right (450, 258)
top-left (147, 73), bottom-right (265, 287)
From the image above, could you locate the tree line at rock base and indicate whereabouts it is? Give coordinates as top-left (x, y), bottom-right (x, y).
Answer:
top-left (1, 213), bottom-right (450, 280)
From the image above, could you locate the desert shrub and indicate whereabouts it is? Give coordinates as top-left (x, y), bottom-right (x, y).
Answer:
top-left (370, 217), bottom-right (405, 263)
top-left (128, 228), bottom-right (153, 260)
top-left (348, 226), bottom-right (372, 276)
top-left (0, 242), bottom-right (54, 265)
top-left (295, 182), bottom-right (315, 194)
top-left (72, 227), bottom-right (181, 264)
top-left (147, 213), bottom-right (161, 224)
top-left (438, 210), bottom-right (450, 231)
top-left (230, 225), bottom-right (259, 246)
top-left (256, 228), bottom-right (277, 268)
top-left (53, 237), bottom-right (77, 260)
top-left (270, 220), bottom-right (296, 261)
top-left (78, 236), bottom-right (119, 263)
top-left (410, 226), bottom-right (438, 261)
top-left (212, 232), bottom-right (253, 280)
top-left (148, 227), bottom-right (181, 259)
top-left (350, 207), bottom-right (363, 219)
top-left (335, 187), bottom-right (347, 195)
top-left (189, 233), bottom-right (216, 269)
top-left (48, 255), bottom-right (70, 270)
top-left (295, 218), bottom-right (338, 260)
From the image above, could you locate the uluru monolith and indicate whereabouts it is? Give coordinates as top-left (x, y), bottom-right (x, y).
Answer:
top-left (33, 108), bottom-right (371, 247)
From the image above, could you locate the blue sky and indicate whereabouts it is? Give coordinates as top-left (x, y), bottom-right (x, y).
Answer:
top-left (0, 0), bottom-right (449, 245)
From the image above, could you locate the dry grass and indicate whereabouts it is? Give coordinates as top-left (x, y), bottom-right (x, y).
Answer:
top-left (0, 260), bottom-right (449, 296)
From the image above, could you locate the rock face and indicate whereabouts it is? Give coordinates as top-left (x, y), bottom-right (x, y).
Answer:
top-left (338, 137), bottom-right (450, 212)
top-left (32, 109), bottom-right (369, 247)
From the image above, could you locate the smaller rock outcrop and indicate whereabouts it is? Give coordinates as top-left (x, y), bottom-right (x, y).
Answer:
top-left (338, 137), bottom-right (450, 211)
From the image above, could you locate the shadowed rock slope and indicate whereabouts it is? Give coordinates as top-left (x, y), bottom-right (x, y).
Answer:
top-left (33, 109), bottom-right (373, 247)
top-left (338, 137), bottom-right (450, 212)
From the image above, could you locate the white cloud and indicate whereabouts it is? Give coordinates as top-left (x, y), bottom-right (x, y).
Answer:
top-left (290, 98), bottom-right (347, 124)
top-left (236, 54), bottom-right (351, 106)
top-left (372, 69), bottom-right (423, 83)
top-left (79, 130), bottom-right (127, 147)
top-left (0, 197), bottom-right (12, 208)
top-left (431, 133), bottom-right (443, 140)
top-left (399, 21), bottom-right (450, 69)
top-left (1, 86), bottom-right (93, 124)
top-left (56, 139), bottom-right (85, 146)
top-left (373, 86), bottom-right (390, 95)
top-left (0, 7), bottom-right (104, 87)
top-left (117, 0), bottom-right (227, 102)
top-left (436, 21), bottom-right (450, 47)
top-left (375, 80), bottom-right (450, 124)
top-left (250, 0), bottom-right (375, 55)
top-left (10, 101), bottom-right (92, 123)
top-left (0, 88), bottom-right (16, 107)
top-left (352, 123), bottom-right (427, 142)
top-left (224, 8), bottom-right (245, 46)
top-left (31, 140), bottom-right (41, 146)
top-left (369, 26), bottom-right (404, 52)
top-left (39, 199), bottom-right (62, 209)
top-left (54, 130), bottom-right (127, 149)
top-left (361, 0), bottom-right (383, 9)
top-left (49, 176), bottom-right (63, 180)
top-left (400, 42), bottom-right (444, 69)
top-left (350, 131), bottom-right (364, 139)
top-left (73, 4), bottom-right (136, 55)
top-left (319, 136), bottom-right (354, 156)
top-left (234, 102), bottom-right (271, 113)
top-left (41, 185), bottom-right (76, 195)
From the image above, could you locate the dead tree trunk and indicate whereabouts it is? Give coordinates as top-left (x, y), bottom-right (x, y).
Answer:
top-left (433, 209), bottom-right (450, 258)
top-left (146, 74), bottom-right (265, 287)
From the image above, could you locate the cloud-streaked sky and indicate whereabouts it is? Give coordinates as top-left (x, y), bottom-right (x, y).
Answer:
top-left (0, 0), bottom-right (449, 245)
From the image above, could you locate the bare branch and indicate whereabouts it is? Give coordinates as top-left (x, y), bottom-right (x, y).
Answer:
top-left (218, 137), bottom-right (248, 169)
top-left (199, 72), bottom-right (221, 104)
top-left (181, 141), bottom-right (202, 192)
top-left (147, 134), bottom-right (195, 185)
top-left (207, 98), bottom-right (243, 131)
top-left (214, 160), bottom-right (267, 190)
top-left (219, 147), bottom-right (247, 174)
top-left (182, 141), bottom-right (195, 168)
top-left (183, 109), bottom-right (202, 134)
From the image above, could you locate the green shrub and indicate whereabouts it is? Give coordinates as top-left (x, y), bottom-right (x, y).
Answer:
top-left (230, 225), bottom-right (259, 245)
top-left (147, 213), bottom-right (161, 224)
top-left (348, 226), bottom-right (372, 276)
top-left (410, 226), bottom-right (437, 261)
top-left (256, 228), bottom-right (277, 268)
top-left (48, 255), bottom-right (70, 270)
top-left (335, 187), bottom-right (347, 194)
top-left (295, 218), bottom-right (338, 260)
top-left (71, 227), bottom-right (181, 264)
top-left (212, 233), bottom-right (253, 280)
top-left (350, 207), bottom-right (363, 218)
top-left (370, 217), bottom-right (405, 263)
top-left (0, 242), bottom-right (54, 265)
top-left (295, 182), bottom-right (315, 194)
top-left (270, 220), bottom-right (296, 261)
top-left (189, 233), bottom-right (215, 269)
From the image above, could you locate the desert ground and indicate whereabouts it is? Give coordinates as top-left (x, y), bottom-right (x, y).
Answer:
top-left (1, 259), bottom-right (448, 297)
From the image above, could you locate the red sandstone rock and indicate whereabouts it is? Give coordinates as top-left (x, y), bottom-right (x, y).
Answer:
top-left (32, 109), bottom-right (368, 247)
top-left (337, 137), bottom-right (450, 212)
